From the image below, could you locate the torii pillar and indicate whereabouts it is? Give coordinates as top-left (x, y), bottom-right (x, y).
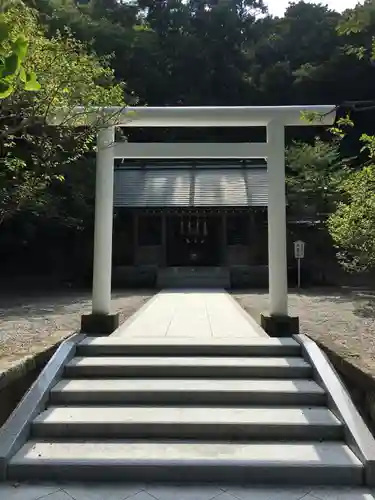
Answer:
top-left (81, 126), bottom-right (119, 334)
top-left (260, 120), bottom-right (299, 337)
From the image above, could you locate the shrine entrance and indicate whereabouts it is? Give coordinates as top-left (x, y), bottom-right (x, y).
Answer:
top-left (47, 104), bottom-right (336, 332)
top-left (166, 213), bottom-right (221, 267)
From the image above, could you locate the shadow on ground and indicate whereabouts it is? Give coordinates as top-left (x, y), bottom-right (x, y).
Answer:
top-left (233, 286), bottom-right (375, 320)
top-left (312, 287), bottom-right (375, 319)
top-left (0, 289), bottom-right (151, 322)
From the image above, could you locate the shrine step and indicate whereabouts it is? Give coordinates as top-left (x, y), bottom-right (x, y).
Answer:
top-left (31, 406), bottom-right (343, 441)
top-left (8, 440), bottom-right (363, 485)
top-left (64, 356), bottom-right (313, 379)
top-left (50, 378), bottom-right (326, 406)
top-left (157, 267), bottom-right (230, 288)
top-left (76, 337), bottom-right (302, 357)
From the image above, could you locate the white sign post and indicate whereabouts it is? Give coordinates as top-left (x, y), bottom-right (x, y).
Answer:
top-left (294, 240), bottom-right (305, 289)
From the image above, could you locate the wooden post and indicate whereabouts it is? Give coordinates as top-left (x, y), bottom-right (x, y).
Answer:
top-left (248, 211), bottom-right (253, 264)
top-left (161, 213), bottom-right (167, 267)
top-left (133, 212), bottom-right (139, 266)
top-left (222, 213), bottom-right (227, 265)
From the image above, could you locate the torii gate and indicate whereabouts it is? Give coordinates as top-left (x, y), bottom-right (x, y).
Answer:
top-left (49, 105), bottom-right (336, 335)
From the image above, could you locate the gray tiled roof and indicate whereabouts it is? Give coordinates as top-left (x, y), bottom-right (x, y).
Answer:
top-left (113, 167), bottom-right (268, 207)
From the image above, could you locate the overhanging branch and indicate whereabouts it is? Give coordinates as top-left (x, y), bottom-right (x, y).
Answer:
top-left (341, 100), bottom-right (375, 112)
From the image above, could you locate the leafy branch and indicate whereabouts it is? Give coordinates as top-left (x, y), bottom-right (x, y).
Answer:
top-left (0, 16), bottom-right (40, 98)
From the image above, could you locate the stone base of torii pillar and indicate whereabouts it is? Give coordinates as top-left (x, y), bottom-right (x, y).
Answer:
top-left (260, 314), bottom-right (300, 337)
top-left (81, 313), bottom-right (119, 335)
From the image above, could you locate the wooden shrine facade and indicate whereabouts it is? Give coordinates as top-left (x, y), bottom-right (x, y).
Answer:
top-left (112, 161), bottom-right (270, 287)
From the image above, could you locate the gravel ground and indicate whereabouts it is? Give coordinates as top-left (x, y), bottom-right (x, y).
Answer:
top-left (0, 290), bottom-right (153, 373)
top-left (2, 287), bottom-right (374, 379)
top-left (233, 288), bottom-right (375, 378)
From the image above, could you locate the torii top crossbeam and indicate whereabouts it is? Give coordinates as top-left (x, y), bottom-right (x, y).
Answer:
top-left (48, 105), bottom-right (336, 127)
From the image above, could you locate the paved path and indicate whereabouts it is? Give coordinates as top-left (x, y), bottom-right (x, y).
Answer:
top-left (114, 289), bottom-right (266, 339)
top-left (0, 481), bottom-right (373, 500)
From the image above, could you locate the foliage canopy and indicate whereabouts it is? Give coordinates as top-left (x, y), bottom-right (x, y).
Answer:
top-left (4, 0), bottom-right (375, 280)
top-left (0, 1), bottom-right (123, 227)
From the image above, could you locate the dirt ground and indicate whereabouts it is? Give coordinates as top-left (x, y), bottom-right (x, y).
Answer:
top-left (2, 286), bottom-right (375, 380)
top-left (0, 290), bottom-right (153, 373)
top-left (233, 288), bottom-right (375, 378)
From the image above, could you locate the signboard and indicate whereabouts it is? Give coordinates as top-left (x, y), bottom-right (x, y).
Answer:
top-left (294, 240), bottom-right (305, 289)
top-left (294, 240), bottom-right (305, 260)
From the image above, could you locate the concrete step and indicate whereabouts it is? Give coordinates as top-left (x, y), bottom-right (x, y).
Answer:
top-left (50, 378), bottom-right (326, 406)
top-left (31, 406), bottom-right (343, 441)
top-left (65, 356), bottom-right (312, 379)
top-left (157, 268), bottom-right (230, 288)
top-left (161, 279), bottom-right (229, 287)
top-left (8, 440), bottom-right (363, 484)
top-left (76, 337), bottom-right (301, 357)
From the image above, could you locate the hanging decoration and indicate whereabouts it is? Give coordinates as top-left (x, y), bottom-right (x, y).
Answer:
top-left (178, 214), bottom-right (211, 245)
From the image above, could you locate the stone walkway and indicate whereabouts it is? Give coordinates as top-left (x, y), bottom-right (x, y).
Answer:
top-left (0, 480), bottom-right (374, 499)
top-left (114, 289), bottom-right (266, 339)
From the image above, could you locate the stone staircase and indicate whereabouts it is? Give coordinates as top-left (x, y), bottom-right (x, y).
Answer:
top-left (8, 336), bottom-right (364, 484)
top-left (157, 267), bottom-right (230, 288)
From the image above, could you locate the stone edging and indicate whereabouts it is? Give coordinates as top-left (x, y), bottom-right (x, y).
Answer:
top-left (0, 333), bottom-right (83, 480)
top-left (296, 333), bottom-right (375, 486)
top-left (0, 331), bottom-right (75, 392)
top-left (224, 291), bottom-right (269, 338)
top-left (112, 293), bottom-right (161, 337)
top-left (305, 333), bottom-right (375, 432)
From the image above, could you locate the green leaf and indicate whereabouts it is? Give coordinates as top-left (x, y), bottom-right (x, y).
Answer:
top-left (12, 36), bottom-right (28, 61)
top-left (19, 66), bottom-right (26, 83)
top-left (3, 54), bottom-right (20, 77)
top-left (24, 71), bottom-right (41, 91)
top-left (0, 21), bottom-right (10, 44)
top-left (0, 79), bottom-right (13, 98)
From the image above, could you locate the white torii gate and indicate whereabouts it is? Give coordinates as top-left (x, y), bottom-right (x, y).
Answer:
top-left (49, 105), bottom-right (336, 335)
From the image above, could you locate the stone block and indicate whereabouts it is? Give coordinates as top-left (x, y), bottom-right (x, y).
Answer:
top-left (80, 313), bottom-right (119, 335)
top-left (260, 314), bottom-right (300, 337)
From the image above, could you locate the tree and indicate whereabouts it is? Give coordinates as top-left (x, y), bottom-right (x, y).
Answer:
top-left (30, 0), bottom-right (267, 106)
top-left (322, 1), bottom-right (375, 271)
top-left (0, 4), bottom-right (40, 99)
top-left (328, 164), bottom-right (375, 272)
top-left (0, 1), bottom-right (124, 226)
top-left (286, 138), bottom-right (348, 219)
top-left (250, 2), bottom-right (341, 105)
top-left (5, 0), bottom-right (375, 280)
